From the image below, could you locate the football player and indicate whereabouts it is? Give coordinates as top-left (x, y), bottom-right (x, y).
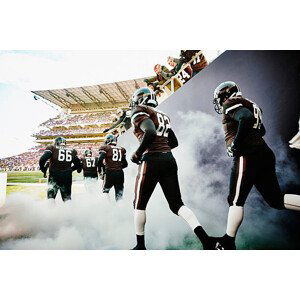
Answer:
top-left (99, 134), bottom-right (128, 202)
top-left (213, 81), bottom-right (300, 249)
top-left (80, 149), bottom-right (101, 193)
top-left (39, 137), bottom-right (81, 204)
top-left (130, 87), bottom-right (214, 250)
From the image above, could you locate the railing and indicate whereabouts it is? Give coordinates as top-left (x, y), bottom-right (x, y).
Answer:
top-left (158, 51), bottom-right (205, 98)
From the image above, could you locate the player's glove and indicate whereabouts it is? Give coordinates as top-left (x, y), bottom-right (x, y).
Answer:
top-left (40, 168), bottom-right (47, 178)
top-left (131, 152), bottom-right (142, 165)
top-left (226, 142), bottom-right (239, 157)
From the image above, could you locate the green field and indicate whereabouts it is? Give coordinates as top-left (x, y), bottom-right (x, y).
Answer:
top-left (6, 171), bottom-right (82, 184)
top-left (7, 171), bottom-right (47, 183)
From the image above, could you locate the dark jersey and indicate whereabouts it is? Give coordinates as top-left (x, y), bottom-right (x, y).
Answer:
top-left (222, 96), bottom-right (266, 151)
top-left (176, 65), bottom-right (193, 84)
top-left (81, 156), bottom-right (99, 177)
top-left (131, 105), bottom-right (171, 154)
top-left (99, 144), bottom-right (126, 171)
top-left (45, 145), bottom-right (78, 172)
top-left (190, 52), bottom-right (208, 73)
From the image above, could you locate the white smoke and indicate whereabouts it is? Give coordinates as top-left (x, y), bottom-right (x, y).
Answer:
top-left (0, 110), bottom-right (298, 249)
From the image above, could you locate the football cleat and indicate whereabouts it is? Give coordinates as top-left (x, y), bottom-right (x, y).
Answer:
top-left (131, 245), bottom-right (147, 250)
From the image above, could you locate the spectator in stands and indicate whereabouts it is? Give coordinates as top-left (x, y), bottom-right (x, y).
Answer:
top-left (167, 56), bottom-right (184, 75)
top-left (180, 50), bottom-right (208, 76)
top-left (103, 108), bottom-right (131, 133)
top-left (144, 64), bottom-right (171, 94)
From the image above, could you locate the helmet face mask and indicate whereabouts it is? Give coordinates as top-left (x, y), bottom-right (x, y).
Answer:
top-left (54, 136), bottom-right (66, 148)
top-left (130, 87), bottom-right (158, 110)
top-left (213, 81), bottom-right (241, 114)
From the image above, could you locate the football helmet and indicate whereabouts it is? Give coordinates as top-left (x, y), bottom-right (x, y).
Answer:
top-left (213, 81), bottom-right (241, 114)
top-left (84, 149), bottom-right (92, 157)
top-left (104, 134), bottom-right (116, 145)
top-left (130, 87), bottom-right (158, 109)
top-left (54, 136), bottom-right (66, 147)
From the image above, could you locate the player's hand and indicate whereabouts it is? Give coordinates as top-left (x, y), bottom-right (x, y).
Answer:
top-left (131, 152), bottom-right (141, 165)
top-left (227, 142), bottom-right (238, 157)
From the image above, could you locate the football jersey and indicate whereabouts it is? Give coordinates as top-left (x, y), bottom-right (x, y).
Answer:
top-left (45, 145), bottom-right (78, 172)
top-left (81, 156), bottom-right (99, 177)
top-left (131, 105), bottom-right (171, 154)
top-left (222, 96), bottom-right (266, 151)
top-left (176, 65), bottom-right (193, 84)
top-left (99, 144), bottom-right (126, 171)
top-left (190, 53), bottom-right (208, 73)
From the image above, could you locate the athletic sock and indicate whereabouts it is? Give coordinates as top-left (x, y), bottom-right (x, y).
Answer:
top-left (136, 234), bottom-right (145, 248)
top-left (284, 194), bottom-right (300, 211)
top-left (178, 206), bottom-right (201, 229)
top-left (226, 206), bottom-right (244, 237)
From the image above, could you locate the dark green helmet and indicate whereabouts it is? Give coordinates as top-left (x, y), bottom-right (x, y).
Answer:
top-left (84, 149), bottom-right (92, 157)
top-left (54, 136), bottom-right (66, 147)
top-left (213, 81), bottom-right (241, 114)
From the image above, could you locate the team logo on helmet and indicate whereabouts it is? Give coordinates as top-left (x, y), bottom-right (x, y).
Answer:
top-left (104, 134), bottom-right (116, 145)
top-left (130, 87), bottom-right (158, 109)
top-left (213, 81), bottom-right (241, 114)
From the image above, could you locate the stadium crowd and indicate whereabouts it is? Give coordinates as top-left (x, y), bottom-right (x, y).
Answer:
top-left (144, 50), bottom-right (208, 95)
top-left (40, 112), bottom-right (112, 128)
top-left (0, 51), bottom-right (210, 172)
top-left (0, 143), bottom-right (103, 171)
top-left (34, 127), bottom-right (104, 137)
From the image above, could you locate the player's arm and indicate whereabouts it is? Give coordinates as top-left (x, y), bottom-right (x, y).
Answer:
top-left (77, 158), bottom-right (83, 173)
top-left (39, 150), bottom-right (52, 173)
top-left (72, 151), bottom-right (82, 172)
top-left (122, 150), bottom-right (128, 169)
top-left (168, 129), bottom-right (179, 149)
top-left (103, 114), bottom-right (125, 133)
top-left (231, 107), bottom-right (256, 150)
top-left (97, 152), bottom-right (106, 179)
top-left (131, 119), bottom-right (157, 164)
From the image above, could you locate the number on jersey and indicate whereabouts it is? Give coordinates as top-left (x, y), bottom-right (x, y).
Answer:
top-left (112, 148), bottom-right (122, 162)
top-left (156, 112), bottom-right (171, 137)
top-left (252, 104), bottom-right (263, 129)
top-left (177, 69), bottom-right (191, 84)
top-left (86, 157), bottom-right (95, 167)
top-left (58, 149), bottom-right (72, 162)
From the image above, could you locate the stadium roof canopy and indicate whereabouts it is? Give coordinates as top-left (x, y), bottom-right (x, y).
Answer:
top-left (32, 78), bottom-right (146, 113)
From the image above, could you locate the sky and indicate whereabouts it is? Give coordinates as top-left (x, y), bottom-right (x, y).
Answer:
top-left (0, 50), bottom-right (220, 158)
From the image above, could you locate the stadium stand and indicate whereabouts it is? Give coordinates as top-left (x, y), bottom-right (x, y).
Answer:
top-left (0, 51), bottom-right (218, 172)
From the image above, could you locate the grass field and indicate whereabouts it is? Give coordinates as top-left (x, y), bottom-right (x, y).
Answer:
top-left (6, 171), bottom-right (82, 184)
top-left (7, 171), bottom-right (47, 183)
